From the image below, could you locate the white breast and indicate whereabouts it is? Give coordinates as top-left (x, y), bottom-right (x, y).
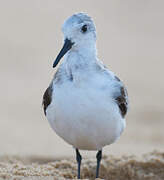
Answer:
top-left (46, 72), bottom-right (126, 151)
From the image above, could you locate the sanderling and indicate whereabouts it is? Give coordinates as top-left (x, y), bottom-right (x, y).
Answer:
top-left (43, 13), bottom-right (128, 179)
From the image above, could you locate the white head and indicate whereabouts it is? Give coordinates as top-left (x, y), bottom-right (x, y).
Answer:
top-left (62, 13), bottom-right (96, 49)
top-left (53, 13), bottom-right (97, 68)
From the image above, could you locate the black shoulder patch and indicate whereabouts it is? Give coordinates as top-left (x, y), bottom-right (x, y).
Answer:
top-left (115, 86), bottom-right (128, 117)
top-left (42, 82), bottom-right (53, 115)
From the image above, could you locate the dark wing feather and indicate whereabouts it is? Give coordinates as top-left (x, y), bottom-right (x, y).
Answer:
top-left (114, 76), bottom-right (128, 117)
top-left (116, 86), bottom-right (128, 117)
top-left (42, 82), bottom-right (53, 115)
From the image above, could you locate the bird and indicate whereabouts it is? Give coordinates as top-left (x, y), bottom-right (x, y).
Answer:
top-left (42, 13), bottom-right (128, 179)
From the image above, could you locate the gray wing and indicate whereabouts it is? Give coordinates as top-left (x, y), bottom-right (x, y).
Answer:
top-left (114, 76), bottom-right (128, 118)
top-left (42, 82), bottom-right (53, 115)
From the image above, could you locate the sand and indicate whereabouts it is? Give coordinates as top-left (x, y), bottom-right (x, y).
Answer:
top-left (0, 151), bottom-right (164, 180)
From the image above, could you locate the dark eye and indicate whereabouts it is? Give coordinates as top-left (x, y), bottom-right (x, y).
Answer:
top-left (81, 25), bottom-right (87, 33)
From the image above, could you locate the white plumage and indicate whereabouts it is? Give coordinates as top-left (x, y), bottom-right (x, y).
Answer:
top-left (43, 13), bottom-right (128, 178)
top-left (45, 13), bottom-right (127, 151)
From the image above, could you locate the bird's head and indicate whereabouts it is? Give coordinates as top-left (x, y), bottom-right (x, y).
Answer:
top-left (53, 13), bottom-right (97, 68)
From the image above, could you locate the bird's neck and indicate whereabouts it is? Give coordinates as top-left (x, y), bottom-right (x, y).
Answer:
top-left (60, 45), bottom-right (98, 82)
top-left (65, 44), bottom-right (97, 68)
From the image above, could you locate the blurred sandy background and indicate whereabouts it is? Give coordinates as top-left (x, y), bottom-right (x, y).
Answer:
top-left (0, 0), bottom-right (164, 159)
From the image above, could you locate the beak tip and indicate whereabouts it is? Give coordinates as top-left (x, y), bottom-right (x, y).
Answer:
top-left (52, 63), bottom-right (56, 68)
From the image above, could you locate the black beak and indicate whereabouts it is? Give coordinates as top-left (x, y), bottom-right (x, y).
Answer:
top-left (53, 38), bottom-right (74, 68)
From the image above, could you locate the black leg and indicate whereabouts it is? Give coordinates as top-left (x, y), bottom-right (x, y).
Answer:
top-left (96, 150), bottom-right (102, 178)
top-left (76, 148), bottom-right (82, 179)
